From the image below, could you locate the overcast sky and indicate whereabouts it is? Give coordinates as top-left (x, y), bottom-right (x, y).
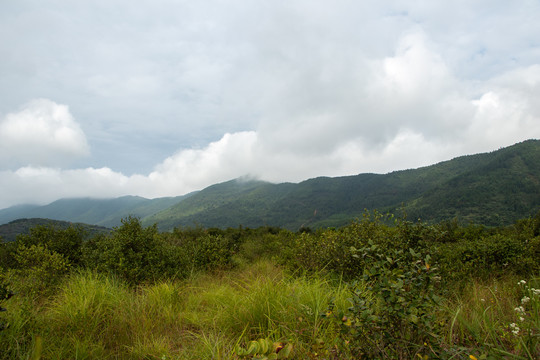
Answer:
top-left (1, 0), bottom-right (540, 209)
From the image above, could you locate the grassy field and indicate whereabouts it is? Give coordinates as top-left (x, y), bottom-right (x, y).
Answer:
top-left (2, 262), bottom-right (538, 359)
top-left (1, 215), bottom-right (539, 359)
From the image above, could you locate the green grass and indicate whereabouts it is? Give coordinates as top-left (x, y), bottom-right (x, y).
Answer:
top-left (0, 261), bottom-right (353, 359)
top-left (1, 261), bottom-right (538, 359)
top-left (444, 277), bottom-right (540, 359)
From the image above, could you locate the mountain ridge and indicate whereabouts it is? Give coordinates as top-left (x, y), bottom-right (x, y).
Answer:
top-left (0, 194), bottom-right (193, 228)
top-left (1, 140), bottom-right (539, 230)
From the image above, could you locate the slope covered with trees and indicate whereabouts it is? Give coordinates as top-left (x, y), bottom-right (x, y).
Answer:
top-left (0, 195), bottom-right (192, 228)
top-left (1, 140), bottom-right (539, 230)
top-left (145, 139), bottom-right (540, 230)
top-left (0, 218), bottom-right (110, 243)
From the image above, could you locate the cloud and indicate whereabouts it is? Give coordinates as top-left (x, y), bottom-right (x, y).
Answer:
top-left (1, 2), bottom-right (540, 210)
top-left (148, 131), bottom-right (258, 192)
top-left (0, 99), bottom-right (89, 169)
top-left (141, 33), bottom-right (540, 185)
top-left (0, 166), bottom-right (130, 208)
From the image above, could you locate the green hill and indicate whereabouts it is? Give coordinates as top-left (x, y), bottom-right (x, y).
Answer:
top-left (0, 195), bottom-right (193, 228)
top-left (403, 140), bottom-right (540, 224)
top-left (0, 218), bottom-right (110, 242)
top-left (143, 140), bottom-right (540, 230)
top-left (1, 140), bottom-right (539, 231)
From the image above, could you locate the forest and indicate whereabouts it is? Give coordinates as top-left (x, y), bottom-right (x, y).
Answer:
top-left (1, 212), bottom-right (539, 359)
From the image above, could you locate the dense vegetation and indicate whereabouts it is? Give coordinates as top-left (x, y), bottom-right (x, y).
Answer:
top-left (0, 211), bottom-right (539, 359)
top-left (144, 139), bottom-right (540, 229)
top-left (0, 196), bottom-right (189, 228)
top-left (2, 140), bottom-right (539, 230)
top-left (0, 218), bottom-right (110, 243)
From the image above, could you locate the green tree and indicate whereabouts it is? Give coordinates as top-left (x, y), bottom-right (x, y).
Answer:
top-left (12, 243), bottom-right (70, 295)
top-left (83, 216), bottom-right (184, 284)
top-left (16, 224), bottom-right (85, 266)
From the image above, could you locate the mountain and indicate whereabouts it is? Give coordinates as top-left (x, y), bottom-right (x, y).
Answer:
top-left (0, 195), bottom-right (193, 228)
top-left (1, 140), bottom-right (539, 231)
top-left (143, 140), bottom-right (540, 230)
top-left (0, 218), bottom-right (110, 242)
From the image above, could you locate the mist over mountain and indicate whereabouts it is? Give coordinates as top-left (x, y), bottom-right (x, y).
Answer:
top-left (1, 140), bottom-right (539, 231)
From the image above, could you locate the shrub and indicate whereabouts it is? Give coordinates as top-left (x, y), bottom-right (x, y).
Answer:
top-left (435, 234), bottom-right (532, 282)
top-left (16, 224), bottom-right (85, 267)
top-left (12, 243), bottom-right (70, 295)
top-left (281, 212), bottom-right (394, 278)
top-left (325, 243), bottom-right (442, 359)
top-left (180, 233), bottom-right (235, 272)
top-left (237, 229), bottom-right (293, 264)
top-left (0, 238), bottom-right (17, 269)
top-left (83, 217), bottom-right (186, 285)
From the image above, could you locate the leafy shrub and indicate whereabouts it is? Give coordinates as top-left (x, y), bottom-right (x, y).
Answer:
top-left (435, 234), bottom-right (533, 281)
top-left (237, 229), bottom-right (293, 264)
top-left (83, 217), bottom-right (186, 285)
top-left (282, 212), bottom-right (393, 278)
top-left (12, 243), bottom-right (70, 295)
top-left (16, 224), bottom-right (85, 267)
top-left (180, 233), bottom-right (235, 272)
top-left (325, 243), bottom-right (442, 359)
top-left (0, 238), bottom-right (17, 269)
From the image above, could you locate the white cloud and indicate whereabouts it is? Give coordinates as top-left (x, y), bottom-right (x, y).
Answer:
top-left (148, 131), bottom-right (258, 193)
top-left (0, 99), bottom-right (89, 169)
top-left (0, 166), bottom-right (129, 208)
top-left (1, 2), bottom-right (540, 210)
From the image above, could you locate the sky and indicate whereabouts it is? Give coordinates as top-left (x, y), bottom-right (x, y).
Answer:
top-left (1, 0), bottom-right (540, 209)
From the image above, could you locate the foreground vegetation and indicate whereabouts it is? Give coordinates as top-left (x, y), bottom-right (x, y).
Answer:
top-left (1, 212), bottom-right (539, 359)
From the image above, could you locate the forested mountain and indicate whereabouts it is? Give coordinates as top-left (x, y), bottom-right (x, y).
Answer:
top-left (1, 140), bottom-right (539, 230)
top-left (143, 139), bottom-right (540, 230)
top-left (0, 218), bottom-right (110, 242)
top-left (0, 195), bottom-right (192, 228)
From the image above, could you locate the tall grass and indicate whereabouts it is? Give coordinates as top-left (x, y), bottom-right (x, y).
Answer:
top-left (445, 276), bottom-right (539, 359)
top-left (0, 260), bottom-right (352, 359)
top-left (2, 260), bottom-right (537, 359)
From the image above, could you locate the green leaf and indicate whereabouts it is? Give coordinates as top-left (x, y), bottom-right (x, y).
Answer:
top-left (258, 338), bottom-right (269, 354)
top-left (278, 344), bottom-right (293, 359)
top-left (247, 341), bottom-right (259, 355)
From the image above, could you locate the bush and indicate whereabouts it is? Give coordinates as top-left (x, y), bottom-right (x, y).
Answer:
top-left (179, 233), bottom-right (235, 272)
top-left (281, 212), bottom-right (394, 278)
top-left (83, 217), bottom-right (186, 285)
top-left (435, 234), bottom-right (533, 281)
top-left (236, 228), bottom-right (293, 264)
top-left (16, 224), bottom-right (85, 266)
top-left (326, 243), bottom-right (442, 358)
top-left (11, 243), bottom-right (70, 296)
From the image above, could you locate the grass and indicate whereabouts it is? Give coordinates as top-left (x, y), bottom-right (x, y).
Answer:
top-left (444, 277), bottom-right (540, 359)
top-left (1, 260), bottom-right (538, 359)
top-left (0, 260), bottom-right (352, 359)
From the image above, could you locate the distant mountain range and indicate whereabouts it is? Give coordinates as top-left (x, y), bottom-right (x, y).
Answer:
top-left (1, 140), bottom-right (539, 232)
top-left (0, 218), bottom-right (110, 242)
top-left (0, 195), bottom-right (191, 229)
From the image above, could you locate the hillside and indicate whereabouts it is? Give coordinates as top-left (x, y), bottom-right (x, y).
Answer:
top-left (143, 140), bottom-right (540, 230)
top-left (0, 195), bottom-right (193, 228)
top-left (0, 218), bottom-right (110, 242)
top-left (1, 140), bottom-right (539, 231)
